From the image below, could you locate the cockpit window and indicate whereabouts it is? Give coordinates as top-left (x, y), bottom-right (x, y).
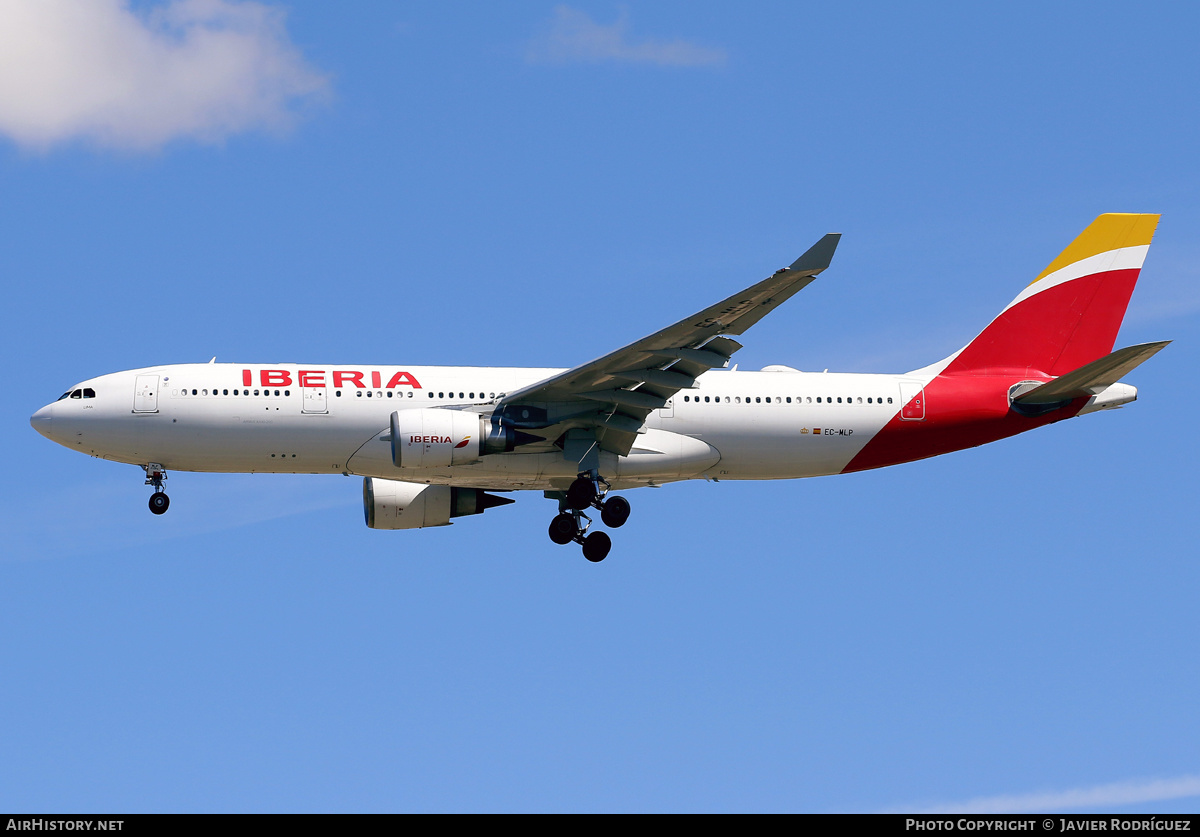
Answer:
top-left (82, 388), bottom-right (96, 398)
top-left (70, 390), bottom-right (82, 399)
top-left (57, 391), bottom-right (72, 401)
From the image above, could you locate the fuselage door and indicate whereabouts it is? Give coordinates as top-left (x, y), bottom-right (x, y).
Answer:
top-left (899, 381), bottom-right (925, 420)
top-left (302, 385), bottom-right (328, 414)
top-left (133, 374), bottom-right (159, 413)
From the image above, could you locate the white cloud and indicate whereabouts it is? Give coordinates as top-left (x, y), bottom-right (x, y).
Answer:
top-left (0, 0), bottom-right (329, 151)
top-left (894, 774), bottom-right (1200, 814)
top-left (528, 5), bottom-right (726, 67)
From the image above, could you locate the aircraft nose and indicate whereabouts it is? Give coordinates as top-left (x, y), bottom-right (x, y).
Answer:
top-left (30, 403), bottom-right (55, 440)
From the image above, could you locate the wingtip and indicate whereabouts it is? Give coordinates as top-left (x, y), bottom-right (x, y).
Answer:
top-left (789, 233), bottom-right (842, 274)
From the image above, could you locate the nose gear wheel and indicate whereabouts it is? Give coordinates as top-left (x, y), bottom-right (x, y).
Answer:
top-left (143, 463), bottom-right (171, 515)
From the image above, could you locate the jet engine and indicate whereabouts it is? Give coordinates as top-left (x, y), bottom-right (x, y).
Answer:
top-left (390, 409), bottom-right (532, 469)
top-left (363, 477), bottom-right (514, 529)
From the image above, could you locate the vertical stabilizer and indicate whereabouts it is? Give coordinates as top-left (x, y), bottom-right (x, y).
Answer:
top-left (941, 213), bottom-right (1159, 377)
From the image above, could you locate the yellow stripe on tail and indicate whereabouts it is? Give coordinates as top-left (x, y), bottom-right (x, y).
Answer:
top-left (1030, 213), bottom-right (1160, 285)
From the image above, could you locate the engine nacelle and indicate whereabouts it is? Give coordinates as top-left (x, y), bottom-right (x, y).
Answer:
top-left (363, 477), bottom-right (514, 529)
top-left (390, 409), bottom-right (533, 468)
top-left (390, 409), bottom-right (485, 468)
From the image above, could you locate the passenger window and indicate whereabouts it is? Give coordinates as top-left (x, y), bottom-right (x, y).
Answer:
top-left (786, 397), bottom-right (791, 403)
top-left (816, 397), bottom-right (822, 403)
top-left (223, 389), bottom-right (228, 395)
top-left (336, 391), bottom-right (342, 397)
top-left (888, 397), bottom-right (893, 403)
top-left (429, 392), bottom-right (434, 398)
top-left (193, 389), bottom-right (198, 395)
top-left (735, 397), bottom-right (741, 403)
top-left (387, 392), bottom-right (393, 398)
top-left (274, 390), bottom-right (280, 396)
top-left (837, 397), bottom-right (842, 403)
top-left (357, 391), bottom-right (363, 398)
top-left (285, 390), bottom-right (291, 396)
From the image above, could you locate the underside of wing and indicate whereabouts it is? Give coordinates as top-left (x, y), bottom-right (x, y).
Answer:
top-left (493, 233), bottom-right (841, 461)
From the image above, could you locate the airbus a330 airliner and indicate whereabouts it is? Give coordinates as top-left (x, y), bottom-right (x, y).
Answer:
top-left (31, 214), bottom-right (1168, 562)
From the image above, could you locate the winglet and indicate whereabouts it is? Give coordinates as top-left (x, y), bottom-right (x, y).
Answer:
top-left (788, 233), bottom-right (841, 275)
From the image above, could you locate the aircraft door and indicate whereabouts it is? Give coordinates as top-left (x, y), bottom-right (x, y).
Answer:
top-left (899, 381), bottom-right (925, 420)
top-left (133, 375), bottom-right (159, 413)
top-left (301, 385), bottom-right (328, 414)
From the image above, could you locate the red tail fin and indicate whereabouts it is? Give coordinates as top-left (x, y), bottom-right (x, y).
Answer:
top-left (941, 214), bottom-right (1159, 377)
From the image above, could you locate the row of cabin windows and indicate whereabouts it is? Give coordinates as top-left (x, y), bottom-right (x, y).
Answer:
top-left (179, 388), bottom-right (290, 397)
top-left (681, 395), bottom-right (894, 405)
top-left (428, 391), bottom-right (499, 400)
top-left (346, 390), bottom-right (414, 398)
top-left (173, 388), bottom-right (506, 401)
top-left (58, 388), bottom-right (97, 400)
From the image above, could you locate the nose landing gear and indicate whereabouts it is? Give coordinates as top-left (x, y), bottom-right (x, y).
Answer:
top-left (547, 472), bottom-right (630, 561)
top-left (143, 463), bottom-right (170, 515)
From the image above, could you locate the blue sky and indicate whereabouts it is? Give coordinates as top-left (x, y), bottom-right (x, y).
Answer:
top-left (2, 1), bottom-right (1198, 813)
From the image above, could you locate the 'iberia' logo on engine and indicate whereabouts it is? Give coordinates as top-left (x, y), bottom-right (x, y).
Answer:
top-left (411, 435), bottom-right (452, 445)
top-left (453, 436), bottom-right (472, 449)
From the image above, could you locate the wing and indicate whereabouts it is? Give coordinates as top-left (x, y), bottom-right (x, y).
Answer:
top-left (494, 233), bottom-right (841, 460)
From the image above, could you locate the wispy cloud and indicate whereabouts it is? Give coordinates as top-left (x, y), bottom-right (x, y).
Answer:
top-left (528, 6), bottom-right (726, 67)
top-left (0, 0), bottom-right (330, 152)
top-left (892, 774), bottom-right (1200, 814)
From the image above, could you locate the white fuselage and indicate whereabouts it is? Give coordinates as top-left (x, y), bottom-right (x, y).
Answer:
top-left (34, 363), bottom-right (917, 490)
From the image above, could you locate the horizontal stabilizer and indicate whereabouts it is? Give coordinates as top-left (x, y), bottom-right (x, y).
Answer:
top-left (1013, 341), bottom-right (1170, 405)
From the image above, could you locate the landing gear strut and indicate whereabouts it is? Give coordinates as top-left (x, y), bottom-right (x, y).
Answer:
top-left (547, 471), bottom-right (630, 561)
top-left (143, 463), bottom-right (170, 515)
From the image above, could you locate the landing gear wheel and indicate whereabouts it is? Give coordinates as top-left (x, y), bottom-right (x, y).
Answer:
top-left (148, 493), bottom-right (170, 515)
top-left (566, 477), bottom-right (598, 511)
top-left (600, 495), bottom-right (631, 528)
top-left (548, 513), bottom-right (577, 545)
top-left (582, 531), bottom-right (612, 563)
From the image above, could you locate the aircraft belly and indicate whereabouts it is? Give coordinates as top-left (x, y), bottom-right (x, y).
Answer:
top-left (347, 427), bottom-right (721, 489)
top-left (671, 403), bottom-right (893, 479)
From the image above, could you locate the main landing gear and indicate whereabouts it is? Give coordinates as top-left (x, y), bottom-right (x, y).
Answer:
top-left (143, 463), bottom-right (170, 515)
top-left (547, 472), bottom-right (631, 562)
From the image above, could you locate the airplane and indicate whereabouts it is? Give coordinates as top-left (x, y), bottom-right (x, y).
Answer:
top-left (30, 213), bottom-right (1168, 563)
